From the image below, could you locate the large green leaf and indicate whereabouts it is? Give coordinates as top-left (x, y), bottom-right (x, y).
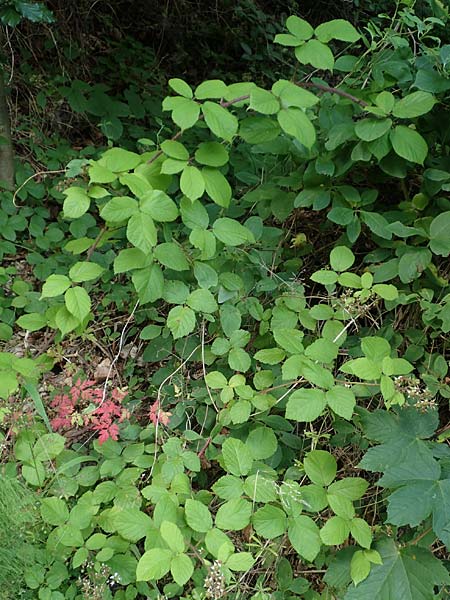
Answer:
top-left (202, 102), bottom-right (238, 141)
top-left (114, 509), bottom-right (152, 542)
top-left (277, 107), bottom-right (316, 148)
top-left (140, 190), bottom-right (179, 222)
top-left (185, 499), bottom-right (213, 533)
top-left (64, 286), bottom-right (91, 322)
top-left (295, 40), bottom-right (334, 71)
top-left (136, 549), bottom-right (172, 581)
top-left (253, 505), bottom-right (287, 538)
top-left (63, 187), bottom-right (90, 219)
top-left (221, 438), bottom-right (253, 476)
top-left (166, 306), bottom-right (196, 339)
top-left (127, 212), bottom-right (157, 252)
top-left (215, 498), bottom-right (252, 531)
top-left (390, 126), bottom-right (428, 164)
top-left (213, 217), bottom-right (254, 246)
top-left (288, 515), bottom-right (321, 562)
top-left (429, 211), bottom-right (450, 256)
top-left (344, 538), bottom-right (450, 600)
top-left (392, 91), bottom-right (436, 119)
top-left (315, 19), bottom-right (360, 42)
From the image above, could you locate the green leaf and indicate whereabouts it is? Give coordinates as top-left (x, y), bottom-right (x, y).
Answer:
top-left (140, 190), bottom-right (179, 222)
top-left (361, 337), bottom-right (391, 362)
top-left (163, 97), bottom-right (200, 129)
top-left (249, 87), bottom-right (280, 115)
top-left (185, 499), bottom-right (213, 532)
top-left (253, 505), bottom-right (287, 538)
top-left (41, 274), bottom-right (71, 298)
top-left (102, 147), bottom-right (142, 171)
top-left (69, 262), bottom-right (105, 283)
top-left (88, 164), bottom-right (116, 184)
top-left (195, 141), bottom-right (229, 167)
top-left (132, 264), bottom-right (164, 304)
top-left (40, 497), bottom-right (69, 526)
top-left (392, 91), bottom-right (436, 118)
top-left (161, 140), bottom-right (189, 160)
top-left (429, 211), bottom-right (450, 256)
top-left (360, 211), bottom-right (392, 240)
top-left (222, 438), bottom-right (253, 476)
top-left (305, 339), bottom-right (338, 363)
top-left (350, 550), bottom-right (371, 586)
top-left (343, 538), bottom-right (450, 600)
top-left (127, 212), bottom-right (157, 252)
top-left (171, 553), bottom-right (194, 586)
top-left (168, 78), bottom-right (193, 98)
top-left (304, 450), bottom-right (337, 486)
top-left (114, 508), bottom-right (152, 542)
top-left (136, 549), bottom-right (172, 581)
top-left (272, 80), bottom-right (319, 109)
top-left (295, 40), bottom-right (334, 71)
top-left (213, 217), bottom-right (254, 246)
top-left (186, 289), bottom-right (218, 313)
top-left (330, 246), bottom-right (355, 271)
top-left (372, 284), bottom-right (398, 300)
top-left (355, 118), bottom-right (392, 142)
top-left (286, 388), bottom-right (327, 422)
top-left (228, 347), bottom-right (251, 372)
top-left (215, 498), bottom-right (252, 531)
top-left (166, 306), bottom-right (196, 339)
top-left (205, 371), bottom-right (228, 389)
top-left (180, 197), bottom-right (209, 229)
top-left (273, 328), bottom-right (304, 354)
top-left (160, 520), bottom-right (185, 553)
top-left (320, 516), bottom-right (350, 545)
top-left (154, 242), bottom-right (190, 271)
top-left (350, 518), bottom-right (372, 548)
top-left (274, 33), bottom-right (303, 46)
top-left (328, 478), bottom-right (369, 501)
top-left (326, 386), bottom-right (356, 420)
top-left (315, 19), bottom-right (360, 42)
top-left (254, 348), bottom-right (286, 365)
top-left (288, 515), bottom-right (321, 562)
top-left (16, 312), bottom-right (47, 331)
top-left (202, 102), bottom-right (238, 141)
top-left (277, 107), bottom-right (316, 148)
top-left (202, 167), bottom-right (232, 207)
top-left (246, 426), bottom-right (278, 460)
top-left (340, 357), bottom-right (382, 380)
top-left (63, 187), bottom-right (90, 219)
top-left (285, 15), bottom-right (314, 40)
top-left (226, 552), bottom-right (255, 572)
top-left (64, 286), bottom-right (91, 322)
top-left (114, 248), bottom-right (148, 273)
top-left (390, 125), bottom-right (428, 164)
top-left (195, 79), bottom-right (228, 99)
top-left (180, 165), bottom-right (205, 201)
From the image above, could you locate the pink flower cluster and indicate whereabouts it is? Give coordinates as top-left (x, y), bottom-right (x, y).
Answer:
top-left (50, 379), bottom-right (129, 444)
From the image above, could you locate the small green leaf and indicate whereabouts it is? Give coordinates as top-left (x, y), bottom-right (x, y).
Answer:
top-left (253, 505), bottom-right (287, 538)
top-left (350, 518), bottom-right (372, 548)
top-left (185, 499), bottom-right (213, 532)
top-left (63, 187), bottom-right (90, 219)
top-left (140, 190), bottom-right (179, 222)
top-left (277, 107), bottom-right (316, 148)
top-left (171, 553), bottom-right (194, 586)
top-left (330, 246), bottom-right (355, 271)
top-left (69, 262), bottom-right (104, 283)
top-left (169, 78), bottom-right (193, 98)
top-left (286, 389), bottom-right (327, 422)
top-left (249, 87), bottom-right (280, 115)
top-left (64, 286), bottom-right (91, 322)
top-left (160, 520), bottom-right (185, 553)
top-left (315, 19), bottom-right (360, 42)
top-left (288, 515), bottom-right (321, 562)
top-left (195, 142), bottom-right (229, 167)
top-left (222, 438), bottom-right (253, 476)
top-left (285, 15), bottom-right (314, 40)
top-left (320, 516), bottom-right (350, 545)
top-left (195, 79), bottom-right (228, 99)
top-left (326, 386), bottom-right (356, 420)
top-left (429, 211), bottom-right (450, 256)
top-left (154, 242), bottom-right (190, 271)
top-left (304, 450), bottom-right (337, 486)
top-left (392, 91), bottom-right (436, 118)
top-left (213, 217), bottom-right (254, 246)
top-left (127, 212), bottom-right (157, 252)
top-left (41, 274), bottom-right (71, 298)
top-left (202, 102), bottom-right (238, 141)
top-left (136, 549), bottom-right (172, 581)
top-left (295, 39), bottom-right (334, 71)
top-left (180, 165), bottom-right (205, 200)
top-left (166, 306), bottom-right (196, 339)
top-left (215, 498), bottom-right (252, 531)
top-left (40, 497), bottom-right (69, 526)
top-left (186, 289), bottom-right (218, 313)
top-left (390, 125), bottom-right (428, 164)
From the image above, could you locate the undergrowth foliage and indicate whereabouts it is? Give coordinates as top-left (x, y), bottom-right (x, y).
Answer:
top-left (1, 4), bottom-right (450, 599)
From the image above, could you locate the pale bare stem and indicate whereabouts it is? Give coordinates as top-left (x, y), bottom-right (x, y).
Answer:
top-left (13, 169), bottom-right (66, 206)
top-left (148, 342), bottom-right (201, 479)
top-left (202, 320), bottom-right (219, 413)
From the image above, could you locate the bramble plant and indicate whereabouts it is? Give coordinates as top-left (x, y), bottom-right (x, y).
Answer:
top-left (2, 4), bottom-right (450, 599)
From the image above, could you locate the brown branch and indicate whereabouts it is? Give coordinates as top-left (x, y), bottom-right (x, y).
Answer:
top-left (297, 81), bottom-right (368, 107)
top-left (86, 226), bottom-right (107, 260)
top-left (147, 80), bottom-right (367, 165)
